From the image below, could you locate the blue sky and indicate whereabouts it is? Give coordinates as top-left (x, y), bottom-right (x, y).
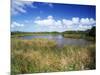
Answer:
top-left (11, 0), bottom-right (96, 32)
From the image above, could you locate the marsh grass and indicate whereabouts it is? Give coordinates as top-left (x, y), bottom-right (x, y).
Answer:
top-left (11, 38), bottom-right (95, 75)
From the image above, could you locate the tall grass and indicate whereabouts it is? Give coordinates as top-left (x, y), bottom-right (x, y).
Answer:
top-left (11, 38), bottom-right (95, 75)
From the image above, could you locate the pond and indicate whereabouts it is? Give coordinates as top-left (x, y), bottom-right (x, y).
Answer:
top-left (19, 34), bottom-right (93, 47)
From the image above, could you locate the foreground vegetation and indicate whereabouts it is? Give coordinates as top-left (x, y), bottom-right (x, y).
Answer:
top-left (11, 27), bottom-right (96, 74)
top-left (11, 38), bottom-right (95, 75)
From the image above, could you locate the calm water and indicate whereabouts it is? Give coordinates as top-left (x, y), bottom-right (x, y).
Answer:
top-left (20, 34), bottom-right (93, 47)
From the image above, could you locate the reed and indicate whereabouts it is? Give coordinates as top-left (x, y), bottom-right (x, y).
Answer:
top-left (11, 38), bottom-right (95, 75)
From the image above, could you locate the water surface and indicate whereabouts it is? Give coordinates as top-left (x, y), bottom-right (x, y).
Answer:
top-left (20, 34), bottom-right (93, 47)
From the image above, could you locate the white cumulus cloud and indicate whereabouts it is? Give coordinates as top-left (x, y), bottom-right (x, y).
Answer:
top-left (34, 16), bottom-right (96, 31)
top-left (80, 18), bottom-right (95, 25)
top-left (62, 19), bottom-right (73, 25)
top-left (34, 15), bottom-right (55, 26)
top-left (11, 21), bottom-right (24, 28)
top-left (72, 17), bottom-right (79, 24)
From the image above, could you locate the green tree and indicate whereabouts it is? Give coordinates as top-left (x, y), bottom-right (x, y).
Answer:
top-left (89, 26), bottom-right (96, 37)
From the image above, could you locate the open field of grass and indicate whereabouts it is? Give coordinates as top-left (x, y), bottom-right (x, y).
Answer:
top-left (11, 38), bottom-right (95, 75)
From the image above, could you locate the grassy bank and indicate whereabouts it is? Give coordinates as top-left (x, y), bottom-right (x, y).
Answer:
top-left (11, 32), bottom-right (61, 37)
top-left (62, 34), bottom-right (95, 41)
top-left (11, 38), bottom-right (95, 75)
